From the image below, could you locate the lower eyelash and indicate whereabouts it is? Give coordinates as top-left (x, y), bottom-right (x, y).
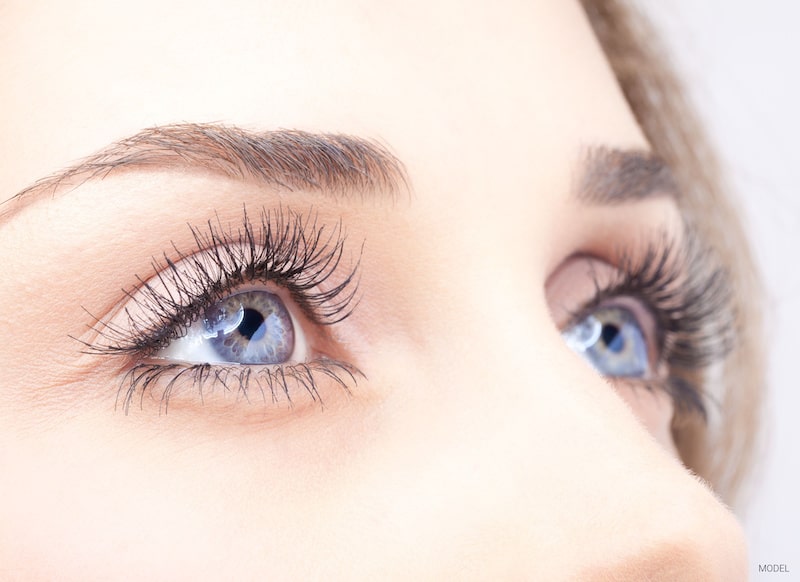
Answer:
top-left (74, 206), bottom-right (364, 414)
top-left (117, 358), bottom-right (362, 415)
top-left (624, 376), bottom-right (712, 421)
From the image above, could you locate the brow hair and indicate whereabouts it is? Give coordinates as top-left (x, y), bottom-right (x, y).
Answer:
top-left (4, 124), bottom-right (674, 221)
top-left (6, 123), bottom-right (408, 206)
top-left (578, 146), bottom-right (679, 205)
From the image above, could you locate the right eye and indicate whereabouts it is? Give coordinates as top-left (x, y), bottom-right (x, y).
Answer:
top-left (82, 208), bottom-right (365, 413)
top-left (158, 288), bottom-right (309, 365)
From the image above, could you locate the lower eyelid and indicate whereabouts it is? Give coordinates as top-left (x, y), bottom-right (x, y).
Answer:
top-left (548, 255), bottom-right (709, 419)
top-left (612, 380), bottom-right (680, 452)
top-left (114, 358), bottom-right (361, 416)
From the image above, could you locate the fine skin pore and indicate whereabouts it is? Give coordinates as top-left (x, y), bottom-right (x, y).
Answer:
top-left (0, 1), bottom-right (746, 580)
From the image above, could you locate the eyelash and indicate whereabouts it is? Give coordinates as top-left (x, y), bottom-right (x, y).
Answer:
top-left (81, 206), bottom-right (362, 413)
top-left (83, 210), bottom-right (731, 419)
top-left (570, 231), bottom-right (735, 420)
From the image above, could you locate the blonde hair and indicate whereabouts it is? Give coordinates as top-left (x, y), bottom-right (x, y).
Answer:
top-left (581, 0), bottom-right (764, 507)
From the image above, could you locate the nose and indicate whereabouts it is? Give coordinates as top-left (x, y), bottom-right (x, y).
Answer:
top-left (352, 246), bottom-right (747, 579)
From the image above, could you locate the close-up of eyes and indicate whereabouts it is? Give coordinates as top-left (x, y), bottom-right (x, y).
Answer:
top-left (5, 0), bottom-right (791, 577)
top-left (553, 234), bottom-right (734, 422)
top-left (81, 199), bottom-right (731, 426)
top-left (82, 207), bottom-right (363, 413)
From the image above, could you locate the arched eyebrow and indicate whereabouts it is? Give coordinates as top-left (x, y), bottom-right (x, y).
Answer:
top-left (0, 123), bottom-right (408, 220)
top-left (1, 123), bottom-right (675, 220)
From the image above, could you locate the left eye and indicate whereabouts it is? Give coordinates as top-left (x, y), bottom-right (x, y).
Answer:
top-left (157, 289), bottom-right (308, 365)
top-left (562, 305), bottom-right (651, 378)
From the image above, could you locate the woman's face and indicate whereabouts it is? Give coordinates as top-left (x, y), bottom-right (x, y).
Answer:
top-left (0, 0), bottom-right (746, 579)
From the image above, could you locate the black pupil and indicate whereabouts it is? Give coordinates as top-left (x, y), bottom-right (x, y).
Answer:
top-left (601, 323), bottom-right (623, 353)
top-left (237, 308), bottom-right (265, 340)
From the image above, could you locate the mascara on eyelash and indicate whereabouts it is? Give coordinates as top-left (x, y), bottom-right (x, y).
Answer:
top-left (570, 229), bottom-right (736, 420)
top-left (73, 206), bottom-right (364, 414)
top-left (80, 206), bottom-right (362, 358)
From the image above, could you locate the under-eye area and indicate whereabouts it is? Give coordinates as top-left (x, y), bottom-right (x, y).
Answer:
top-left (555, 228), bottom-right (736, 421)
top-left (76, 205), bottom-right (364, 414)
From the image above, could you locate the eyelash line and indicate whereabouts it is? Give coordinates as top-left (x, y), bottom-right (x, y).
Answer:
top-left (82, 205), bottom-right (361, 356)
top-left (77, 205), bottom-right (363, 413)
top-left (570, 229), bottom-right (735, 419)
top-left (117, 359), bottom-right (361, 415)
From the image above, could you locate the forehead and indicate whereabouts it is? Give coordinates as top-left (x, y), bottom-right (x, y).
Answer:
top-left (0, 0), bottom-right (646, 202)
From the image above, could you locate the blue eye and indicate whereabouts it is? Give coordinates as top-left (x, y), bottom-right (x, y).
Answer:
top-left (158, 290), bottom-right (304, 365)
top-left (562, 305), bottom-right (651, 378)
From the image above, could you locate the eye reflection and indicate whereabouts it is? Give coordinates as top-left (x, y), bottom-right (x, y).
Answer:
top-left (203, 291), bottom-right (295, 364)
top-left (159, 290), bottom-right (298, 365)
top-left (563, 305), bottom-right (651, 378)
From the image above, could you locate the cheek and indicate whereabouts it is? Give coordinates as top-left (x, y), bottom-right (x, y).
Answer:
top-left (0, 313), bottom-right (743, 580)
top-left (315, 330), bottom-right (743, 578)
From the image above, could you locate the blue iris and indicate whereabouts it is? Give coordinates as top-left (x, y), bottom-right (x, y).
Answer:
top-left (202, 290), bottom-right (295, 364)
top-left (563, 305), bottom-right (650, 378)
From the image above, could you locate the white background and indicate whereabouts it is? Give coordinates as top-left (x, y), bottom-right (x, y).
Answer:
top-left (635, 1), bottom-right (800, 578)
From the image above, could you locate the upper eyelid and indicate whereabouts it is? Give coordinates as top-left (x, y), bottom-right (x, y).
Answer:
top-left (558, 232), bottom-right (736, 371)
top-left (552, 236), bottom-right (733, 422)
top-left (560, 256), bottom-right (657, 330)
top-left (79, 207), bottom-right (362, 358)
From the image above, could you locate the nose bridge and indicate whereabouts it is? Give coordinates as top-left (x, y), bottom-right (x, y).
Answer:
top-left (387, 312), bottom-right (747, 579)
top-left (415, 248), bottom-right (591, 445)
top-left (413, 199), bottom-right (558, 397)
top-left (433, 272), bottom-right (555, 402)
top-left (376, 229), bottom-right (747, 578)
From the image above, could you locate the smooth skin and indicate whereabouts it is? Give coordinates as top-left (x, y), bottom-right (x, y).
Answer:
top-left (0, 1), bottom-right (746, 579)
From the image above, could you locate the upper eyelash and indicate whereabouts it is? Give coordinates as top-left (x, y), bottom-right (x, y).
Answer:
top-left (81, 205), bottom-right (361, 358)
top-left (82, 208), bottom-right (731, 420)
top-left (571, 229), bottom-right (736, 418)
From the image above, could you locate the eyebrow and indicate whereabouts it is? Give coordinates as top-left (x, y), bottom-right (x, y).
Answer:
top-left (576, 145), bottom-right (680, 205)
top-left (2, 123), bottom-right (677, 219)
top-left (1, 123), bottom-right (408, 218)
